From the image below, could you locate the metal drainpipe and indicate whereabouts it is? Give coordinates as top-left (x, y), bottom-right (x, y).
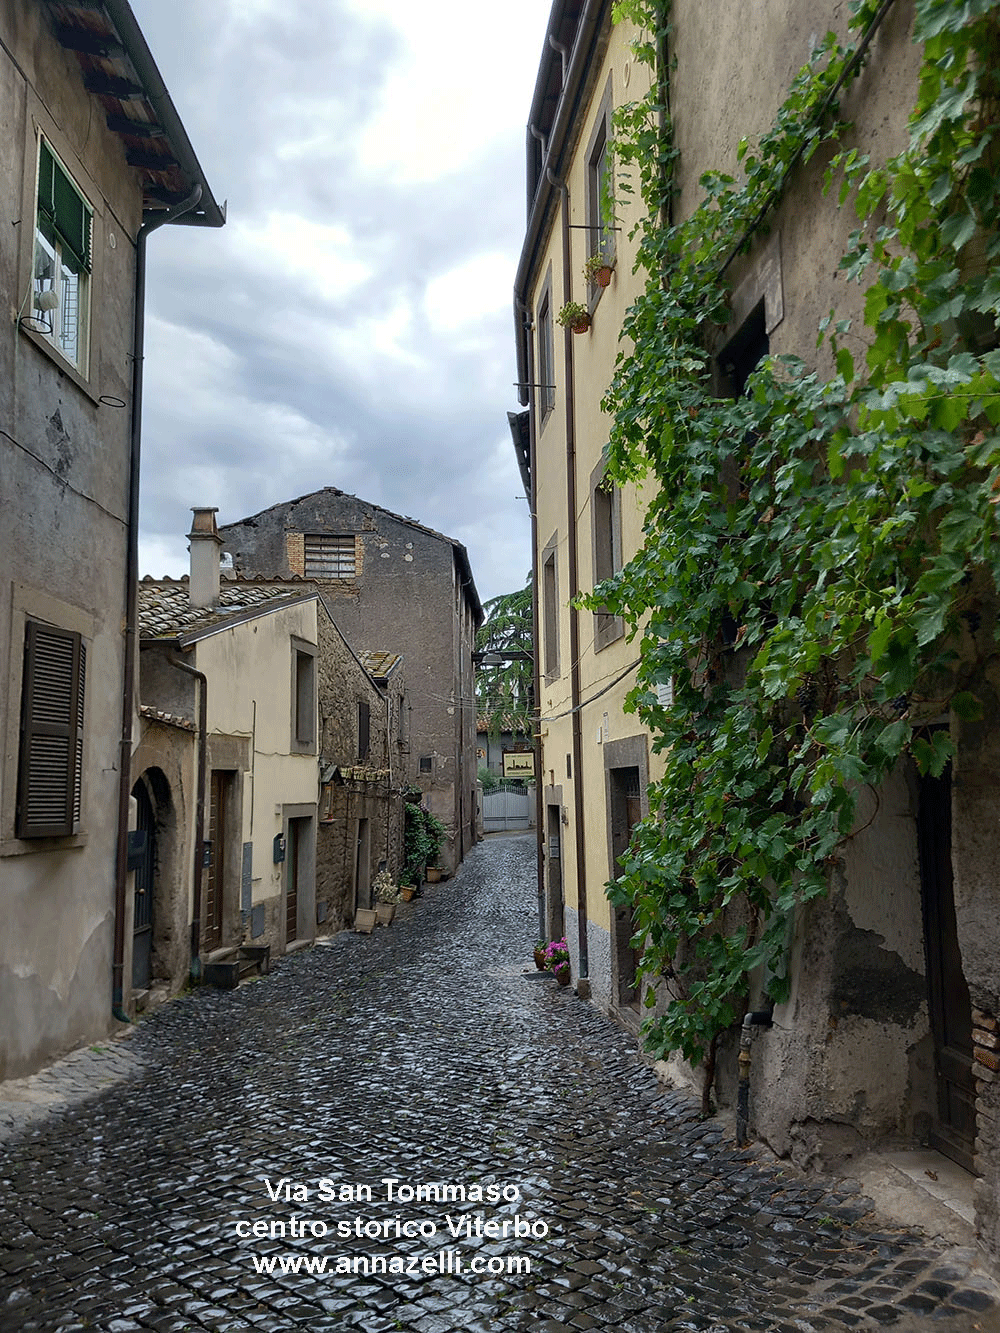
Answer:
top-left (736, 1010), bottom-right (773, 1146)
top-left (112, 185), bottom-right (203, 1020)
top-left (548, 167), bottom-right (589, 983)
top-left (168, 652), bottom-right (208, 982)
top-left (517, 294), bottom-right (546, 941)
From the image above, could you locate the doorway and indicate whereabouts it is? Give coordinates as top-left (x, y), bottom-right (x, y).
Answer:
top-left (132, 781), bottom-right (155, 990)
top-left (917, 762), bottom-right (977, 1171)
top-left (355, 817), bottom-right (371, 911)
top-left (609, 765), bottom-right (643, 1007)
top-left (204, 770), bottom-right (230, 952)
top-left (546, 804), bottom-right (564, 940)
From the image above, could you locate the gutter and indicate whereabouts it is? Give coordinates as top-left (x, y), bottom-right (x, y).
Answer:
top-left (111, 184), bottom-right (203, 1022)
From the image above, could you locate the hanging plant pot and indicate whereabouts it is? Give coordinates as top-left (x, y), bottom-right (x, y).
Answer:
top-left (556, 301), bottom-right (591, 335)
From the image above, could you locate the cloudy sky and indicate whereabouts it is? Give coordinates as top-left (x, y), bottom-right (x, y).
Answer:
top-left (131, 0), bottom-right (550, 605)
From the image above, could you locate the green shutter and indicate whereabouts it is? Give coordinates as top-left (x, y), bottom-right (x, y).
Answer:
top-left (37, 140), bottom-right (91, 272)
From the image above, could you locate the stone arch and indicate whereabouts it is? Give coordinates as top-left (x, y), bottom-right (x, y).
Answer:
top-left (132, 767), bottom-right (185, 990)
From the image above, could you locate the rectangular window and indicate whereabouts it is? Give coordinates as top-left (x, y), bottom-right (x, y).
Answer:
top-left (592, 471), bottom-right (624, 651)
top-left (537, 291), bottom-right (555, 422)
top-left (17, 621), bottom-right (86, 838)
top-left (291, 643), bottom-right (316, 752)
top-left (304, 533), bottom-right (356, 579)
top-left (542, 547), bottom-right (559, 680)
top-left (586, 81), bottom-right (616, 289)
top-left (357, 700), bottom-right (371, 761)
top-left (32, 139), bottom-right (92, 373)
top-left (419, 755), bottom-right (433, 774)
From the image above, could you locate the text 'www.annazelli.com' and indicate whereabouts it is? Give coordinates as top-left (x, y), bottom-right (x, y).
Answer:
top-left (250, 1250), bottom-right (531, 1277)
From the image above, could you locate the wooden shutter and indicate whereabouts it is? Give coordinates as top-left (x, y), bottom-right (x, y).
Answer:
top-left (304, 534), bottom-right (356, 578)
top-left (17, 622), bottom-right (85, 838)
top-left (37, 141), bottom-right (92, 272)
top-left (358, 700), bottom-right (370, 760)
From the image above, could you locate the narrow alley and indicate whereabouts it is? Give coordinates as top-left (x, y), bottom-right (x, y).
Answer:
top-left (1, 834), bottom-right (998, 1333)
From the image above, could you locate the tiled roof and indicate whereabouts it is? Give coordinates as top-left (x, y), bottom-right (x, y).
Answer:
top-left (139, 705), bottom-right (196, 732)
top-left (358, 650), bottom-right (403, 680)
top-left (138, 580), bottom-right (311, 642)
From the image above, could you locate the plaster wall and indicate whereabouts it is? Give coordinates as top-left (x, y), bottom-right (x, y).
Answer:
top-left (529, 20), bottom-right (655, 972)
top-left (0, 1), bottom-right (144, 1078)
top-left (189, 601), bottom-right (319, 951)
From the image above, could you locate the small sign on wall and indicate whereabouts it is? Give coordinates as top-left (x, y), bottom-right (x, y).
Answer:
top-left (502, 750), bottom-right (535, 779)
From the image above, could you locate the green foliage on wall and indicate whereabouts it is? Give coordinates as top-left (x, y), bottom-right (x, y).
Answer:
top-left (593, 0), bottom-right (1000, 1066)
top-left (402, 799), bottom-right (446, 885)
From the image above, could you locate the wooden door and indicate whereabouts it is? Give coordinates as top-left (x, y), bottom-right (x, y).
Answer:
top-left (132, 782), bottom-right (154, 990)
top-left (610, 767), bottom-right (643, 1005)
top-left (204, 772), bottom-right (226, 952)
top-left (918, 763), bottom-right (977, 1171)
top-left (286, 819), bottom-right (300, 943)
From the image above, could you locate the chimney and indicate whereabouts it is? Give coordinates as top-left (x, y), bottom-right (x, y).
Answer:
top-left (188, 507), bottom-right (224, 608)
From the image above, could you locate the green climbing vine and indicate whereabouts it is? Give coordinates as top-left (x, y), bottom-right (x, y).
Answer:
top-left (593, 0), bottom-right (1000, 1068)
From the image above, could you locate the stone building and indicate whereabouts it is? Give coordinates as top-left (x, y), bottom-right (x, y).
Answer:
top-left (220, 488), bottom-right (483, 874)
top-left (514, 0), bottom-right (1000, 1258)
top-left (0, 0), bottom-right (222, 1078)
top-left (315, 637), bottom-right (406, 933)
top-left (132, 511), bottom-right (406, 998)
top-left (137, 514), bottom-right (321, 992)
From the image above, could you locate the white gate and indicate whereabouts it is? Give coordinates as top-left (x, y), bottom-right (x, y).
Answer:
top-left (482, 782), bottom-right (532, 832)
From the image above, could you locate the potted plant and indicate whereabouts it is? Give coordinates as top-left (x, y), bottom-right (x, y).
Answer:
top-left (583, 252), bottom-right (615, 288)
top-left (373, 869), bottom-right (399, 924)
top-left (533, 941), bottom-right (547, 970)
top-left (402, 801), bottom-right (447, 890)
top-left (544, 938), bottom-right (571, 984)
top-left (556, 300), bottom-right (591, 334)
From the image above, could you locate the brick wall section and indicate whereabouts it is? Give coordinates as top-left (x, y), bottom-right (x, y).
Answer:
top-left (973, 1007), bottom-right (1000, 1255)
top-left (286, 532), bottom-right (305, 576)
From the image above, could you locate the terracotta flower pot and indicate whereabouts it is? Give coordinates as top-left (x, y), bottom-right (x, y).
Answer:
top-left (594, 265), bottom-right (613, 287)
top-left (534, 948), bottom-right (547, 970)
top-left (554, 962), bottom-right (571, 986)
top-left (400, 886), bottom-right (416, 902)
top-left (571, 315), bottom-right (591, 334)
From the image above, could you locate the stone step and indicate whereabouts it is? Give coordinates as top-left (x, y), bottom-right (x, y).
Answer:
top-left (202, 944), bottom-right (271, 990)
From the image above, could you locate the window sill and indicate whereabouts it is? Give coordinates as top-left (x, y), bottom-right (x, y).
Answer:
top-left (594, 615), bottom-right (624, 653)
top-left (18, 320), bottom-right (101, 406)
top-left (1, 832), bottom-right (88, 857)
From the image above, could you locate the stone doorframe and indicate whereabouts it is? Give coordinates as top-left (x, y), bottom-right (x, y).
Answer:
top-left (603, 735), bottom-right (650, 1020)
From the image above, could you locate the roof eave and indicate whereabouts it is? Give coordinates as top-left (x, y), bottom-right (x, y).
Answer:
top-left (92, 0), bottom-right (225, 228)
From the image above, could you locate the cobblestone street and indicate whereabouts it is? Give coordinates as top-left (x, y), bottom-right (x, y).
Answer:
top-left (2, 833), bottom-right (1000, 1333)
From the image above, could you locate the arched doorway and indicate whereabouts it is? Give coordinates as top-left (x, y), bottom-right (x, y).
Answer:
top-left (132, 779), bottom-right (156, 990)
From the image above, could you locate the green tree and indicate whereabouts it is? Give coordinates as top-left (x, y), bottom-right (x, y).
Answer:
top-left (475, 578), bottom-right (534, 739)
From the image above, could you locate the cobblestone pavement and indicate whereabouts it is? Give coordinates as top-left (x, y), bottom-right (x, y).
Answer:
top-left (2, 833), bottom-right (1000, 1333)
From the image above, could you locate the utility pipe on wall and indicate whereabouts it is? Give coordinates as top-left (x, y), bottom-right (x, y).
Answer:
top-left (549, 167), bottom-right (589, 983)
top-left (169, 652), bottom-right (208, 982)
top-left (112, 186), bottom-right (202, 1020)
